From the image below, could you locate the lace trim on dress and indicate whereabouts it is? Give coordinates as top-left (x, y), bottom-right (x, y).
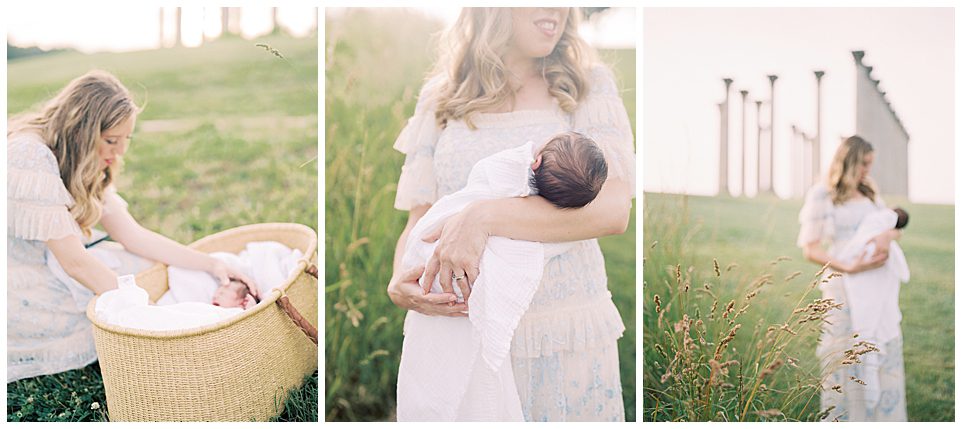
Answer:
top-left (8, 168), bottom-right (75, 206)
top-left (511, 294), bottom-right (626, 358)
top-left (457, 107), bottom-right (567, 130)
top-left (394, 76), bottom-right (445, 210)
top-left (7, 200), bottom-right (83, 241)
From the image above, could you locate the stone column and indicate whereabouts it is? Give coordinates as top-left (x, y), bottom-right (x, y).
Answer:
top-left (813, 70), bottom-right (825, 186)
top-left (740, 89), bottom-right (749, 196)
top-left (756, 100), bottom-right (763, 196)
top-left (766, 75), bottom-right (778, 193)
top-left (720, 78), bottom-right (733, 196)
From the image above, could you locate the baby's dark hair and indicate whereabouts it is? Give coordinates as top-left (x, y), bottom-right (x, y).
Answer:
top-left (893, 207), bottom-right (909, 229)
top-left (530, 131), bottom-right (608, 209)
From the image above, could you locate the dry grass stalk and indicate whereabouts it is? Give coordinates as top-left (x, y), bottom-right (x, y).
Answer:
top-left (754, 409), bottom-right (783, 418)
top-left (713, 323), bottom-right (742, 361)
top-left (758, 358), bottom-right (784, 379)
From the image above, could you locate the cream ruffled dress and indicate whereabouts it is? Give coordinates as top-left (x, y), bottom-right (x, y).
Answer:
top-left (393, 64), bottom-right (635, 422)
top-left (7, 133), bottom-right (148, 382)
top-left (797, 184), bottom-right (908, 421)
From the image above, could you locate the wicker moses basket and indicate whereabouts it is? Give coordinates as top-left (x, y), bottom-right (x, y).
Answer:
top-left (86, 223), bottom-right (318, 422)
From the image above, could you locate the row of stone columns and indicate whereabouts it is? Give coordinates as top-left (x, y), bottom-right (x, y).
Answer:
top-left (718, 71), bottom-right (824, 197)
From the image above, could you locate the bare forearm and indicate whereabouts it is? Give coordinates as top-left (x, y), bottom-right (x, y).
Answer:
top-left (802, 244), bottom-right (849, 273)
top-left (474, 178), bottom-right (632, 243)
top-left (64, 255), bottom-right (119, 294)
top-left (47, 236), bottom-right (119, 294)
top-left (393, 227), bottom-right (412, 274)
top-left (120, 226), bottom-right (216, 271)
top-left (393, 204), bottom-right (430, 274)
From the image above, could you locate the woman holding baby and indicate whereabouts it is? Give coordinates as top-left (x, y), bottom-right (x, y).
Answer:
top-left (7, 70), bottom-right (253, 382)
top-left (386, 7), bottom-right (635, 421)
top-left (798, 136), bottom-right (907, 421)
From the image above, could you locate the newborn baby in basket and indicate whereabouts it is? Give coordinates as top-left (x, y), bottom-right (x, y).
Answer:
top-left (396, 131), bottom-right (608, 421)
top-left (49, 241), bottom-right (303, 331)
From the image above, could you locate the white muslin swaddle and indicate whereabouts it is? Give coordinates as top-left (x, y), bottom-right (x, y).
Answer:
top-left (95, 275), bottom-right (243, 331)
top-left (396, 142), bottom-right (575, 421)
top-left (835, 208), bottom-right (909, 408)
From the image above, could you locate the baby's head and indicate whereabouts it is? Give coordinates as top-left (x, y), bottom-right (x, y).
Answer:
top-left (893, 207), bottom-right (909, 229)
top-left (530, 131), bottom-right (608, 209)
top-left (212, 279), bottom-right (256, 309)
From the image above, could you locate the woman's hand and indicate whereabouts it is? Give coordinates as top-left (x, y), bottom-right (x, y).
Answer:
top-left (421, 206), bottom-right (487, 302)
top-left (388, 265), bottom-right (467, 317)
top-left (868, 229), bottom-right (900, 260)
top-left (843, 248), bottom-right (888, 274)
top-left (208, 259), bottom-right (259, 300)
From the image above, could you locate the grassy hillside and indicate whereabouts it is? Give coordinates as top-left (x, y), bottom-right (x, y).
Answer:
top-left (643, 192), bottom-right (954, 421)
top-left (7, 34), bottom-right (318, 422)
top-left (325, 9), bottom-right (637, 421)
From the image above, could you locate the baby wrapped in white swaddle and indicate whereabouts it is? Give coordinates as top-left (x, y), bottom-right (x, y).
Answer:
top-left (50, 241), bottom-right (303, 331)
top-left (835, 207), bottom-right (910, 408)
top-left (396, 132), bottom-right (609, 421)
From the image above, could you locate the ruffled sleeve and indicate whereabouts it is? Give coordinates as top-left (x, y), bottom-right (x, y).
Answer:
top-left (572, 64), bottom-right (637, 195)
top-left (7, 133), bottom-right (83, 241)
top-left (393, 75), bottom-right (446, 210)
top-left (797, 183), bottom-right (834, 247)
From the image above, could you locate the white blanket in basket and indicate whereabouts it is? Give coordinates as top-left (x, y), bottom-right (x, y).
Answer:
top-left (158, 241), bottom-right (304, 305)
top-left (95, 275), bottom-right (243, 331)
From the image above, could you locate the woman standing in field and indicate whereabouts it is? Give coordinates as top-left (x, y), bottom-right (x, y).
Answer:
top-left (7, 70), bottom-right (252, 382)
top-left (386, 7), bottom-right (635, 421)
top-left (797, 136), bottom-right (906, 421)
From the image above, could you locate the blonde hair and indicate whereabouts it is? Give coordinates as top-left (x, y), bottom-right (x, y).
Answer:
top-left (8, 70), bottom-right (138, 236)
top-left (825, 135), bottom-right (877, 205)
top-left (433, 7), bottom-right (594, 129)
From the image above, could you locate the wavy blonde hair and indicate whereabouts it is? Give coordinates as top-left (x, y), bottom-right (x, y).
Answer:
top-left (825, 135), bottom-right (877, 205)
top-left (433, 7), bottom-right (594, 129)
top-left (8, 70), bottom-right (138, 236)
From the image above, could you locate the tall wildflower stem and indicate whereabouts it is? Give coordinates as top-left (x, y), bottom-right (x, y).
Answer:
top-left (739, 263), bottom-right (829, 421)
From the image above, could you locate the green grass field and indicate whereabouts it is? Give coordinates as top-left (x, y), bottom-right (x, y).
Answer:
top-left (6, 34), bottom-right (318, 422)
top-left (325, 9), bottom-right (637, 421)
top-left (643, 192), bottom-right (954, 421)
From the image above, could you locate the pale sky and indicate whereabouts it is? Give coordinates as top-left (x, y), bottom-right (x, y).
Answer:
top-left (644, 8), bottom-right (954, 204)
top-left (7, 5), bottom-right (317, 53)
top-left (327, 7), bottom-right (636, 50)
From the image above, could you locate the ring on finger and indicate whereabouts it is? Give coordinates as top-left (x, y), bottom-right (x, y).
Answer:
top-left (452, 272), bottom-right (466, 281)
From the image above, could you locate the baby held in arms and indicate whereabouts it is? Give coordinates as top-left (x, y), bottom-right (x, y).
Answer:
top-left (420, 131), bottom-right (609, 300)
top-left (396, 131), bottom-right (609, 421)
top-left (835, 206), bottom-right (910, 407)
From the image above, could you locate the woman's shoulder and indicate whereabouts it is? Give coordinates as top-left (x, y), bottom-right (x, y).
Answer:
top-left (8, 132), bottom-right (59, 175)
top-left (412, 73), bottom-right (448, 113)
top-left (584, 63), bottom-right (620, 97)
top-left (805, 183), bottom-right (830, 199)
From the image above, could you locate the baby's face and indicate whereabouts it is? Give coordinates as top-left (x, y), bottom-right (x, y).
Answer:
top-left (212, 280), bottom-right (250, 309)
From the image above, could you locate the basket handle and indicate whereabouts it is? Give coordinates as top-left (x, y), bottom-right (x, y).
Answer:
top-left (275, 263), bottom-right (319, 345)
top-left (277, 295), bottom-right (318, 345)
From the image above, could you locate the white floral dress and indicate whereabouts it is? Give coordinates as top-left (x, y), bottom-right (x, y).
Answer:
top-left (7, 132), bottom-right (149, 383)
top-left (394, 65), bottom-right (635, 421)
top-left (797, 183), bottom-right (907, 421)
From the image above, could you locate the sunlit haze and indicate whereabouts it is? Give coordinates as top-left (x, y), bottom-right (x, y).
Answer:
top-left (7, 5), bottom-right (317, 53)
